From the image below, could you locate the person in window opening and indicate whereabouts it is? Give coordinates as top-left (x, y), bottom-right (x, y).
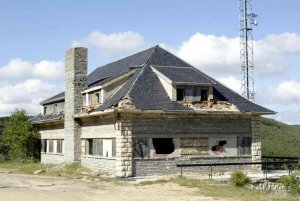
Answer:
top-left (212, 140), bottom-right (227, 155)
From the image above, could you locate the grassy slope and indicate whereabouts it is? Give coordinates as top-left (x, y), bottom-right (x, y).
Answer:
top-left (261, 117), bottom-right (300, 157)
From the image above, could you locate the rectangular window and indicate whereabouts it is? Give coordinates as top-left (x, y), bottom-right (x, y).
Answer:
top-left (237, 137), bottom-right (251, 155)
top-left (54, 104), bottom-right (58, 113)
top-left (95, 92), bottom-right (103, 104)
top-left (41, 139), bottom-right (47, 153)
top-left (176, 86), bottom-right (201, 102)
top-left (84, 138), bottom-right (116, 157)
top-left (176, 89), bottom-right (184, 101)
top-left (201, 89), bottom-right (208, 101)
top-left (44, 106), bottom-right (47, 115)
top-left (48, 140), bottom-right (54, 153)
top-left (83, 95), bottom-right (86, 106)
top-left (88, 93), bottom-right (92, 105)
top-left (134, 138), bottom-right (149, 158)
top-left (57, 139), bottom-right (63, 154)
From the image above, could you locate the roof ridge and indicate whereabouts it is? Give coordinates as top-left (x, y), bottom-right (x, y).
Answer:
top-left (144, 44), bottom-right (159, 65)
top-left (125, 65), bottom-right (147, 99)
top-left (152, 65), bottom-right (193, 69)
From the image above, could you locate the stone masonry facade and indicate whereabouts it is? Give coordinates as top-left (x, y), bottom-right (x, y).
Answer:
top-left (36, 47), bottom-right (264, 177)
top-left (64, 47), bottom-right (87, 163)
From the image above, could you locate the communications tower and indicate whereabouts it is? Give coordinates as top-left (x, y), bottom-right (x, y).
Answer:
top-left (239, 0), bottom-right (258, 100)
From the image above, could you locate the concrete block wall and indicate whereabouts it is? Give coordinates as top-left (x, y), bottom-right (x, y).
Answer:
top-left (36, 123), bottom-right (65, 164)
top-left (81, 157), bottom-right (116, 173)
top-left (64, 47), bottom-right (87, 163)
top-left (41, 153), bottom-right (65, 164)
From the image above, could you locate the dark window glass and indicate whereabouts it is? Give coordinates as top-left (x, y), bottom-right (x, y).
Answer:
top-left (134, 138), bottom-right (149, 158)
top-left (201, 89), bottom-right (208, 101)
top-left (177, 89), bottom-right (184, 101)
top-left (237, 137), bottom-right (252, 155)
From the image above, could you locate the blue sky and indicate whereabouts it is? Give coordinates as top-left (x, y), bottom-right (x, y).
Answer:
top-left (0, 0), bottom-right (300, 124)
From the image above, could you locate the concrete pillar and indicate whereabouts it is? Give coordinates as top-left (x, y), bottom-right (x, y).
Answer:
top-left (251, 116), bottom-right (262, 170)
top-left (115, 113), bottom-right (133, 177)
top-left (64, 47), bottom-right (87, 163)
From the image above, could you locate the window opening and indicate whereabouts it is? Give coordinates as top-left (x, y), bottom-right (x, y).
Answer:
top-left (152, 138), bottom-right (175, 154)
top-left (237, 137), bottom-right (251, 155)
top-left (134, 138), bottom-right (149, 158)
top-left (211, 140), bottom-right (227, 152)
top-left (201, 89), bottom-right (208, 101)
top-left (48, 140), bottom-right (54, 153)
top-left (57, 139), bottom-right (63, 153)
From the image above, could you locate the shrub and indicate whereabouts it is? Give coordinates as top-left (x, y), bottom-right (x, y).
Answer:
top-left (230, 171), bottom-right (252, 187)
top-left (278, 173), bottom-right (300, 195)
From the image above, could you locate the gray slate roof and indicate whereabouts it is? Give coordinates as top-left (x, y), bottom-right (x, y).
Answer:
top-left (153, 66), bottom-right (215, 84)
top-left (30, 111), bottom-right (64, 123)
top-left (35, 45), bottom-right (274, 123)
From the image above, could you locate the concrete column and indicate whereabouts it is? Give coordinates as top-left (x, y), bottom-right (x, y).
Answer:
top-left (251, 116), bottom-right (262, 170)
top-left (64, 47), bottom-right (87, 163)
top-left (115, 113), bottom-right (133, 177)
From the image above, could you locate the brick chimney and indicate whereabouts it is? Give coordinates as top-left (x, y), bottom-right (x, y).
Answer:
top-left (64, 47), bottom-right (87, 163)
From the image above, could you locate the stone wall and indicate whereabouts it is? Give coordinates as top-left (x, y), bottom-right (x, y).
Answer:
top-left (131, 113), bottom-right (255, 176)
top-left (64, 47), bottom-right (87, 163)
top-left (133, 156), bottom-right (252, 176)
top-left (115, 113), bottom-right (133, 177)
top-left (251, 116), bottom-right (261, 169)
top-left (132, 113), bottom-right (252, 136)
top-left (41, 153), bottom-right (65, 164)
top-left (81, 156), bottom-right (116, 173)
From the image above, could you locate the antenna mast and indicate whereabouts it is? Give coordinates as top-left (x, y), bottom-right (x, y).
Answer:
top-left (239, 0), bottom-right (257, 100)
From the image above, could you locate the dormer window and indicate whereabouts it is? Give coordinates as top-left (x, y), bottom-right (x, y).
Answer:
top-left (54, 103), bottom-right (58, 113)
top-left (176, 86), bottom-right (210, 102)
top-left (201, 89), bottom-right (208, 101)
top-left (176, 86), bottom-right (201, 102)
top-left (95, 91), bottom-right (103, 104)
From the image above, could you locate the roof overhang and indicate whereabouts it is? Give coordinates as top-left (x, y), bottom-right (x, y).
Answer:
top-left (73, 108), bottom-right (275, 119)
top-left (82, 69), bottom-right (137, 94)
top-left (40, 97), bottom-right (64, 105)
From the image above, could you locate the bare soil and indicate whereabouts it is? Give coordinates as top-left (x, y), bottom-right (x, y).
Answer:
top-left (0, 173), bottom-right (216, 201)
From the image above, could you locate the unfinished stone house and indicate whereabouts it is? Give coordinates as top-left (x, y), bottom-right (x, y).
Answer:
top-left (31, 46), bottom-right (274, 177)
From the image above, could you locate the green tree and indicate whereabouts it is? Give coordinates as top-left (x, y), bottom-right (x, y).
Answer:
top-left (2, 109), bottom-right (39, 160)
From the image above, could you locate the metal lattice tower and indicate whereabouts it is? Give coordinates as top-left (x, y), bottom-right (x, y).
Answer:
top-left (239, 0), bottom-right (257, 100)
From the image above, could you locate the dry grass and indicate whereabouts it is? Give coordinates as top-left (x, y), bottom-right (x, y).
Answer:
top-left (171, 176), bottom-right (300, 201)
top-left (0, 160), bottom-right (115, 183)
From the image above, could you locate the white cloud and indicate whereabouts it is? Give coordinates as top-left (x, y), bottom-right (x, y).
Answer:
top-left (266, 80), bottom-right (300, 104)
top-left (0, 79), bottom-right (63, 116)
top-left (217, 76), bottom-right (241, 94)
top-left (0, 58), bottom-right (64, 79)
top-left (176, 32), bottom-right (300, 77)
top-left (72, 31), bottom-right (147, 56)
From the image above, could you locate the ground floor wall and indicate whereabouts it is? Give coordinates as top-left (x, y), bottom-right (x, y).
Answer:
top-left (41, 153), bottom-right (65, 164)
top-left (81, 156), bottom-right (116, 173)
top-left (133, 157), bottom-right (252, 176)
top-left (35, 113), bottom-right (262, 177)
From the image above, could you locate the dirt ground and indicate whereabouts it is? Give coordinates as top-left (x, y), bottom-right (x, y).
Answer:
top-left (0, 173), bottom-right (216, 201)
